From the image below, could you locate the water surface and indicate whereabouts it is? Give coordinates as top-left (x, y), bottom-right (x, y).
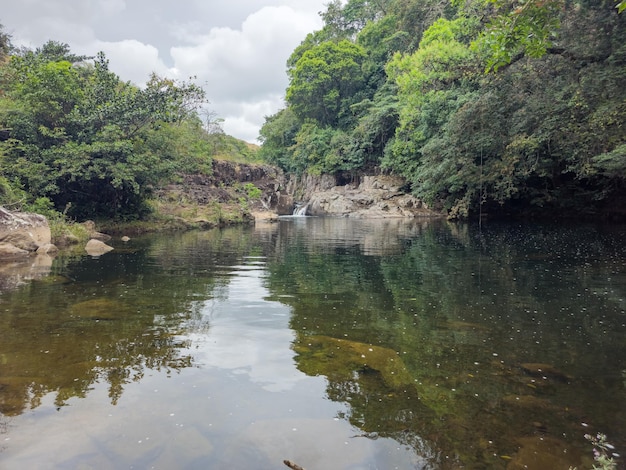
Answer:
top-left (0, 218), bottom-right (625, 469)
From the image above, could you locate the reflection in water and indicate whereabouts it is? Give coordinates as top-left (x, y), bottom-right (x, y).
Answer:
top-left (0, 254), bottom-right (53, 292)
top-left (0, 219), bottom-right (625, 469)
top-left (265, 218), bottom-right (626, 468)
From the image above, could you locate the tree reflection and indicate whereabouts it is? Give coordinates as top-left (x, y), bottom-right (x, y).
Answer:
top-left (265, 219), bottom-right (626, 468)
top-left (0, 229), bottom-right (252, 416)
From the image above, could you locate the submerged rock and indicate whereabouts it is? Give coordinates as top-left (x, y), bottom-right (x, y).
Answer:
top-left (293, 335), bottom-right (413, 388)
top-left (70, 298), bottom-right (128, 320)
top-left (506, 435), bottom-right (586, 470)
top-left (519, 363), bottom-right (571, 382)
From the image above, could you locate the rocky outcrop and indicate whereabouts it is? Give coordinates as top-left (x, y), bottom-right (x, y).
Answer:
top-left (285, 173), bottom-right (440, 218)
top-left (158, 161), bottom-right (441, 219)
top-left (0, 207), bottom-right (52, 258)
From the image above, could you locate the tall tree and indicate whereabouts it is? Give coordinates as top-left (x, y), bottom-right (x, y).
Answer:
top-left (286, 40), bottom-right (367, 129)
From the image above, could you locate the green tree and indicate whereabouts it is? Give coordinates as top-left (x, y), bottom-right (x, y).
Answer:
top-left (384, 17), bottom-right (480, 214)
top-left (0, 44), bottom-right (208, 219)
top-left (286, 40), bottom-right (367, 128)
top-left (257, 108), bottom-right (301, 172)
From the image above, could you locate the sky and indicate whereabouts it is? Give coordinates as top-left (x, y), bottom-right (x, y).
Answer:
top-left (2, 0), bottom-right (330, 143)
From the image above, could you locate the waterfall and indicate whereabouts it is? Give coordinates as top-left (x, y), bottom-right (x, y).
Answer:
top-left (293, 203), bottom-right (309, 216)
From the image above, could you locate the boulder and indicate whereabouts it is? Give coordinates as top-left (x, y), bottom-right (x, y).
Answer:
top-left (0, 242), bottom-right (30, 258)
top-left (275, 193), bottom-right (295, 215)
top-left (90, 231), bottom-right (112, 242)
top-left (0, 207), bottom-right (51, 256)
top-left (81, 220), bottom-right (112, 242)
top-left (36, 243), bottom-right (59, 255)
top-left (85, 239), bottom-right (114, 256)
top-left (55, 232), bottom-right (80, 247)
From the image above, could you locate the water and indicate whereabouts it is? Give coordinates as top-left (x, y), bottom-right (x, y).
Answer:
top-left (0, 218), bottom-right (625, 469)
top-left (293, 203), bottom-right (309, 216)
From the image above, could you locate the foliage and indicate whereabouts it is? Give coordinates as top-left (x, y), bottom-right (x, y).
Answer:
top-left (475, 0), bottom-right (564, 72)
top-left (257, 108), bottom-right (301, 172)
top-left (259, 0), bottom-right (626, 219)
top-left (0, 39), bottom-right (233, 221)
top-left (286, 40), bottom-right (367, 128)
top-left (586, 433), bottom-right (618, 470)
top-left (570, 433), bottom-right (619, 470)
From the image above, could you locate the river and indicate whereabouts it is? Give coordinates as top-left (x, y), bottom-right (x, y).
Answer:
top-left (0, 217), bottom-right (624, 469)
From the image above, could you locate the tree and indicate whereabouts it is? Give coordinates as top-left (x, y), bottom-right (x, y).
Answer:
top-left (286, 40), bottom-right (367, 128)
top-left (257, 108), bottom-right (301, 172)
top-left (0, 23), bottom-right (11, 63)
top-left (321, 0), bottom-right (392, 39)
top-left (0, 44), bottom-right (209, 219)
top-left (384, 17), bottom-right (480, 214)
top-left (475, 0), bottom-right (625, 72)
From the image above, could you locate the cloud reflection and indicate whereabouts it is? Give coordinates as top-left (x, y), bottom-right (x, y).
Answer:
top-left (191, 265), bottom-right (307, 392)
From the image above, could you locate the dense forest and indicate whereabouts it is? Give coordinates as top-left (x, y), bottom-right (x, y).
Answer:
top-left (0, 32), bottom-right (257, 221)
top-left (258, 0), bottom-right (626, 219)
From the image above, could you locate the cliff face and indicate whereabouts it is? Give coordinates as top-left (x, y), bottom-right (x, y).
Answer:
top-left (286, 172), bottom-right (440, 218)
top-left (166, 160), bottom-right (440, 219)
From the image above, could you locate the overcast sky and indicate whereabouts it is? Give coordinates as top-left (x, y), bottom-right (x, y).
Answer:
top-left (2, 0), bottom-right (330, 143)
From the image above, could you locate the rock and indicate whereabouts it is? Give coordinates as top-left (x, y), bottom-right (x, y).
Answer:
top-left (0, 242), bottom-right (30, 258)
top-left (0, 207), bottom-right (51, 253)
top-left (55, 232), bottom-right (80, 247)
top-left (90, 231), bottom-right (112, 242)
top-left (80, 220), bottom-right (112, 242)
top-left (519, 363), bottom-right (571, 382)
top-left (252, 211), bottom-right (279, 223)
top-left (70, 298), bottom-right (128, 320)
top-left (81, 220), bottom-right (97, 232)
top-left (506, 436), bottom-right (584, 469)
top-left (290, 174), bottom-right (440, 218)
top-left (121, 236), bottom-right (130, 242)
top-left (36, 243), bottom-right (58, 255)
top-left (85, 239), bottom-right (114, 256)
top-left (275, 193), bottom-right (295, 215)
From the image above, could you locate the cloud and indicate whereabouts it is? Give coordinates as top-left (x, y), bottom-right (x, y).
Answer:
top-left (220, 96), bottom-right (286, 144)
top-left (80, 40), bottom-right (175, 86)
top-left (2, 0), bottom-right (327, 143)
top-left (170, 6), bottom-right (322, 142)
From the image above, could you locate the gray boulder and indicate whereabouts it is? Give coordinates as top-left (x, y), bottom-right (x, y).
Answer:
top-left (85, 239), bottom-right (114, 256)
top-left (0, 207), bottom-right (51, 257)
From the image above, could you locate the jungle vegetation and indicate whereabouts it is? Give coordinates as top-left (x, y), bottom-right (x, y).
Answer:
top-left (0, 33), bottom-right (257, 221)
top-left (258, 0), bottom-right (626, 218)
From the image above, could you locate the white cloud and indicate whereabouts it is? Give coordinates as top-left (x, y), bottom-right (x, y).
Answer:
top-left (2, 0), bottom-right (327, 143)
top-left (169, 5), bottom-right (321, 142)
top-left (84, 40), bottom-right (176, 86)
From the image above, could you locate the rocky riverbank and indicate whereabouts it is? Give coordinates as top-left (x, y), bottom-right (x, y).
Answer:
top-left (0, 160), bottom-right (440, 260)
top-left (159, 160), bottom-right (441, 222)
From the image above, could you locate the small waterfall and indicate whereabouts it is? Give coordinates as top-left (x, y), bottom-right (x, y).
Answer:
top-left (293, 203), bottom-right (309, 216)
